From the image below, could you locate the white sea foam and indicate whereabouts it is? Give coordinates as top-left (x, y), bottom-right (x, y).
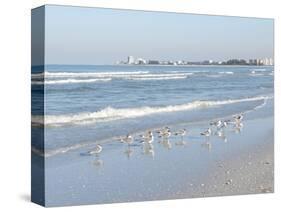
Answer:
top-left (44, 71), bottom-right (150, 78)
top-left (43, 71), bottom-right (193, 78)
top-left (249, 68), bottom-right (267, 72)
top-left (218, 71), bottom-right (234, 74)
top-left (206, 75), bottom-right (223, 78)
top-left (31, 71), bottom-right (150, 79)
top-left (31, 72), bottom-right (195, 84)
top-left (253, 99), bottom-right (268, 110)
top-left (164, 70), bottom-right (209, 73)
top-left (32, 95), bottom-right (272, 127)
top-left (32, 78), bottom-right (112, 85)
top-left (124, 76), bottom-right (187, 80)
top-left (249, 73), bottom-right (265, 77)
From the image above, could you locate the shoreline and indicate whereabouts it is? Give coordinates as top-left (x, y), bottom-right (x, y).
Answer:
top-left (36, 97), bottom-right (271, 158)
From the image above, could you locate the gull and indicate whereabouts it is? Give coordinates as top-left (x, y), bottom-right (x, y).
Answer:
top-left (163, 126), bottom-right (170, 131)
top-left (140, 131), bottom-right (153, 139)
top-left (156, 127), bottom-right (170, 136)
top-left (174, 128), bottom-right (187, 140)
top-left (220, 121), bottom-right (228, 129)
top-left (88, 144), bottom-right (102, 156)
top-left (234, 122), bottom-right (243, 133)
top-left (233, 114), bottom-right (243, 123)
top-left (200, 128), bottom-right (211, 137)
top-left (141, 134), bottom-right (154, 144)
top-left (120, 134), bottom-right (134, 146)
top-left (161, 129), bottom-right (171, 138)
top-left (210, 120), bottom-right (222, 128)
top-left (224, 119), bottom-right (232, 124)
top-left (222, 119), bottom-right (236, 126)
top-left (157, 128), bottom-right (171, 145)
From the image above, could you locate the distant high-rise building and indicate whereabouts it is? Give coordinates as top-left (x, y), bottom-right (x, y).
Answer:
top-left (127, 56), bottom-right (135, 64)
top-left (269, 58), bottom-right (274, 66)
top-left (135, 58), bottom-right (146, 64)
top-left (249, 59), bottom-right (264, 66)
top-left (148, 60), bottom-right (160, 65)
top-left (176, 60), bottom-right (183, 65)
top-left (264, 58), bottom-right (269, 65)
top-left (262, 58), bottom-right (274, 66)
top-left (257, 59), bottom-right (264, 65)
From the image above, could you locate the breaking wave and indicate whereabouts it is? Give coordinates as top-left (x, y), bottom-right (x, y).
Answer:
top-left (32, 95), bottom-right (273, 127)
top-left (44, 71), bottom-right (150, 78)
top-left (32, 78), bottom-right (112, 85)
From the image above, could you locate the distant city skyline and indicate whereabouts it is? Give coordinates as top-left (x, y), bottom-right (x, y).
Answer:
top-left (44, 5), bottom-right (274, 65)
top-left (116, 55), bottom-right (274, 66)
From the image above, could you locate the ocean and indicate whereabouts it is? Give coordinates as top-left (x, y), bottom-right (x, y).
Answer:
top-left (32, 65), bottom-right (273, 156)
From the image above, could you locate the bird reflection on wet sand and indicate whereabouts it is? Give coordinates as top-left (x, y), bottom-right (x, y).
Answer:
top-left (124, 146), bottom-right (134, 159)
top-left (142, 143), bottom-right (155, 158)
top-left (93, 157), bottom-right (104, 167)
top-left (201, 142), bottom-right (212, 151)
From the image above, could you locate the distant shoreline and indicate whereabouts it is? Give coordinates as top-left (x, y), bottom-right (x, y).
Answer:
top-left (114, 64), bottom-right (274, 67)
top-left (33, 64), bottom-right (274, 68)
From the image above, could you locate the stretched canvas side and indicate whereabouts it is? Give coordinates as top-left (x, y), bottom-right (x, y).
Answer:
top-left (31, 6), bottom-right (46, 206)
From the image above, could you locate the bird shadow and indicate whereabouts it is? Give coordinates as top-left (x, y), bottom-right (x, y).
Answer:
top-left (80, 152), bottom-right (92, 156)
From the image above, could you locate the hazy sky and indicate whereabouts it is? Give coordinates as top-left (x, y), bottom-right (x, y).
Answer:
top-left (44, 5), bottom-right (274, 65)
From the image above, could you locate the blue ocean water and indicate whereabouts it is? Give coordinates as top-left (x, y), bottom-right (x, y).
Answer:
top-left (31, 65), bottom-right (274, 156)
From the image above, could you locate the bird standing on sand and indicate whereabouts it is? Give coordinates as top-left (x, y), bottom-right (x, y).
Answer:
top-left (141, 134), bottom-right (154, 144)
top-left (140, 131), bottom-right (153, 139)
top-left (220, 121), bottom-right (228, 129)
top-left (200, 128), bottom-right (212, 137)
top-left (89, 144), bottom-right (103, 156)
top-left (121, 134), bottom-right (134, 147)
top-left (174, 128), bottom-right (187, 140)
top-left (161, 130), bottom-right (171, 139)
top-left (210, 120), bottom-right (222, 128)
top-left (234, 122), bottom-right (243, 133)
top-left (156, 127), bottom-right (170, 136)
top-left (234, 114), bottom-right (243, 123)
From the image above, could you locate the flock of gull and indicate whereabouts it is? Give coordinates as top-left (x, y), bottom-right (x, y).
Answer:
top-left (88, 114), bottom-right (244, 160)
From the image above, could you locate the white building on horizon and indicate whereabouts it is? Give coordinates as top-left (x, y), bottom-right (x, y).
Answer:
top-left (261, 58), bottom-right (274, 66)
top-left (269, 58), bottom-right (274, 65)
top-left (135, 58), bottom-right (146, 64)
top-left (127, 56), bottom-right (135, 64)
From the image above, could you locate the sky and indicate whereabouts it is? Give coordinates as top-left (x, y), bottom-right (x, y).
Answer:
top-left (44, 5), bottom-right (274, 65)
